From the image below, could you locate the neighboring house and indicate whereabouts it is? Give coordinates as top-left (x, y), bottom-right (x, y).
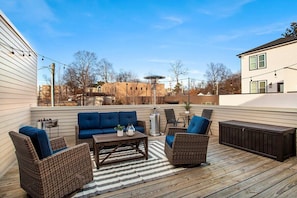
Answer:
top-left (237, 36), bottom-right (297, 94)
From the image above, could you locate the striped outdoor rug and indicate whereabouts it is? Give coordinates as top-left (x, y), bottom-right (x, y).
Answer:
top-left (73, 140), bottom-right (185, 198)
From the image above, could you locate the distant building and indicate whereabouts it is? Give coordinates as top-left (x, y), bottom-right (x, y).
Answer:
top-left (100, 82), bottom-right (166, 105)
top-left (38, 85), bottom-right (70, 106)
top-left (38, 82), bottom-right (167, 106)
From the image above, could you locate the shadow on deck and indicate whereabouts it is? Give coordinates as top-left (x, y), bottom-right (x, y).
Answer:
top-left (1, 135), bottom-right (297, 198)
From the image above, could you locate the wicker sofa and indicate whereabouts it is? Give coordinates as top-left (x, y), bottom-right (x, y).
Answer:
top-left (164, 115), bottom-right (211, 166)
top-left (9, 126), bottom-right (93, 198)
top-left (75, 111), bottom-right (146, 149)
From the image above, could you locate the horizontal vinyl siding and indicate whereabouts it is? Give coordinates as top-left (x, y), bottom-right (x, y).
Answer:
top-left (31, 105), bottom-right (297, 137)
top-left (0, 12), bottom-right (37, 178)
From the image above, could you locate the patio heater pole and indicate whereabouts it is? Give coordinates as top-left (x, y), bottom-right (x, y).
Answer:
top-left (144, 75), bottom-right (165, 136)
top-left (152, 78), bottom-right (156, 107)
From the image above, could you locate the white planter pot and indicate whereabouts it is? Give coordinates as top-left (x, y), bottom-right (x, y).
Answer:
top-left (117, 130), bottom-right (123, 136)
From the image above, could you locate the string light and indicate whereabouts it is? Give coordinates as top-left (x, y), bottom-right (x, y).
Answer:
top-left (1, 40), bottom-right (297, 81)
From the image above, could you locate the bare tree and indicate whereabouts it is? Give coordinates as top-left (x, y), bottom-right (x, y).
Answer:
top-left (64, 50), bottom-right (97, 105)
top-left (169, 60), bottom-right (188, 84)
top-left (63, 67), bottom-right (79, 96)
top-left (115, 70), bottom-right (138, 82)
top-left (204, 62), bottom-right (232, 95)
top-left (97, 58), bottom-right (115, 83)
top-left (282, 22), bottom-right (297, 38)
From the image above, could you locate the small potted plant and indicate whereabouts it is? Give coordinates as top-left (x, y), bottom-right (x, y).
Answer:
top-left (114, 124), bottom-right (125, 136)
top-left (184, 101), bottom-right (191, 114)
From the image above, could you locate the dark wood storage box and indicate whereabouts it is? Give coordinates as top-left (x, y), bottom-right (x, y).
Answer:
top-left (219, 120), bottom-right (296, 162)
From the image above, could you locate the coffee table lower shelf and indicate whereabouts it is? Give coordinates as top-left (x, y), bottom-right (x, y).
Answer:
top-left (93, 132), bottom-right (148, 169)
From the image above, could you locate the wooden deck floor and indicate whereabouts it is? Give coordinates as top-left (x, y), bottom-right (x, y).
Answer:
top-left (1, 135), bottom-right (297, 198)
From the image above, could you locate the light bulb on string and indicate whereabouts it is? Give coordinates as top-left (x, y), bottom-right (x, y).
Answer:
top-left (274, 70), bottom-right (277, 78)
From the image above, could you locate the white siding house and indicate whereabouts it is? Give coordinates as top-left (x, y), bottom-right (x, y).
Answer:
top-left (238, 37), bottom-right (297, 94)
top-left (0, 11), bottom-right (37, 177)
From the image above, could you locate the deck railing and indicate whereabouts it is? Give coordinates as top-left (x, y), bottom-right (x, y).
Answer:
top-left (30, 104), bottom-right (297, 137)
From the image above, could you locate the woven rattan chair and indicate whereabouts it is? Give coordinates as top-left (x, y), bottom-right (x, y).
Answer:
top-left (164, 109), bottom-right (186, 134)
top-left (201, 109), bottom-right (213, 134)
top-left (201, 109), bottom-right (213, 119)
top-left (164, 116), bottom-right (211, 166)
top-left (9, 130), bottom-right (93, 198)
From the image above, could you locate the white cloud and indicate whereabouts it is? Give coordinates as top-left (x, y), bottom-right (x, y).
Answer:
top-left (197, 0), bottom-right (255, 18)
top-left (7, 0), bottom-right (57, 22)
top-left (211, 22), bottom-right (288, 43)
top-left (152, 15), bottom-right (184, 30)
top-left (163, 16), bottom-right (183, 25)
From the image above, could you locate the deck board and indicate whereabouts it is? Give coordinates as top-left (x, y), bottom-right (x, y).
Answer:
top-left (1, 135), bottom-right (297, 198)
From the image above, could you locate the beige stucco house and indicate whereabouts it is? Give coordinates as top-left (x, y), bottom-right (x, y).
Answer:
top-left (238, 36), bottom-right (297, 94)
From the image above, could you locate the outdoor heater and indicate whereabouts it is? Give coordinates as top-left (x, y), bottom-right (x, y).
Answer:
top-left (144, 75), bottom-right (165, 136)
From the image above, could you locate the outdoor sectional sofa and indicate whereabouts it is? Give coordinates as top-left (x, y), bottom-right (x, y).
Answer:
top-left (75, 111), bottom-right (146, 149)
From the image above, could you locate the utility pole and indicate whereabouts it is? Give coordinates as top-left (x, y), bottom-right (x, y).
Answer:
top-left (188, 77), bottom-right (190, 104)
top-left (51, 63), bottom-right (55, 107)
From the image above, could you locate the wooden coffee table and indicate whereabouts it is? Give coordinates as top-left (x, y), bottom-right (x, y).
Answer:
top-left (93, 131), bottom-right (148, 169)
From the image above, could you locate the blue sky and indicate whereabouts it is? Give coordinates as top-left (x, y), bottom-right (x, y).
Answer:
top-left (1, 0), bottom-right (297, 87)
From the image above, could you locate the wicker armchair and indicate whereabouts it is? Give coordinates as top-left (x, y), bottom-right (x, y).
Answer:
top-left (9, 131), bottom-right (93, 198)
top-left (164, 109), bottom-right (186, 134)
top-left (164, 116), bottom-right (211, 166)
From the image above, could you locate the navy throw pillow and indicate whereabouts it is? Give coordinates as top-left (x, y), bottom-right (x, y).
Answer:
top-left (187, 116), bottom-right (209, 134)
top-left (19, 126), bottom-right (53, 159)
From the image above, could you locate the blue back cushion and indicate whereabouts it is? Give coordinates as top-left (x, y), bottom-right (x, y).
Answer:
top-left (165, 135), bottom-right (175, 148)
top-left (19, 126), bottom-right (53, 159)
top-left (187, 116), bottom-right (209, 134)
top-left (78, 112), bottom-right (100, 130)
top-left (119, 111), bottom-right (137, 126)
top-left (100, 112), bottom-right (119, 128)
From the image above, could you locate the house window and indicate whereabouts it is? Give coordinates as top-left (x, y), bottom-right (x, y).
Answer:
top-left (249, 53), bottom-right (266, 70)
top-left (250, 80), bottom-right (267, 93)
top-left (259, 81), bottom-right (266, 93)
top-left (250, 81), bottom-right (258, 93)
top-left (277, 82), bottom-right (284, 93)
top-left (258, 54), bottom-right (266, 68)
top-left (249, 56), bottom-right (257, 70)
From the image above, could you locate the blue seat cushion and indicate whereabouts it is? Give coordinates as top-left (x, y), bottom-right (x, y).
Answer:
top-left (101, 128), bottom-right (118, 134)
top-left (119, 111), bottom-right (137, 126)
top-left (134, 126), bottom-right (145, 133)
top-left (187, 116), bottom-right (210, 134)
top-left (100, 112), bottom-right (119, 128)
top-left (19, 126), bottom-right (53, 159)
top-left (166, 135), bottom-right (175, 148)
top-left (53, 147), bottom-right (67, 154)
top-left (79, 129), bottom-right (103, 139)
top-left (78, 112), bottom-right (100, 130)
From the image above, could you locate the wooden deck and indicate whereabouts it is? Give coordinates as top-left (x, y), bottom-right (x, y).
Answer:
top-left (1, 135), bottom-right (297, 198)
